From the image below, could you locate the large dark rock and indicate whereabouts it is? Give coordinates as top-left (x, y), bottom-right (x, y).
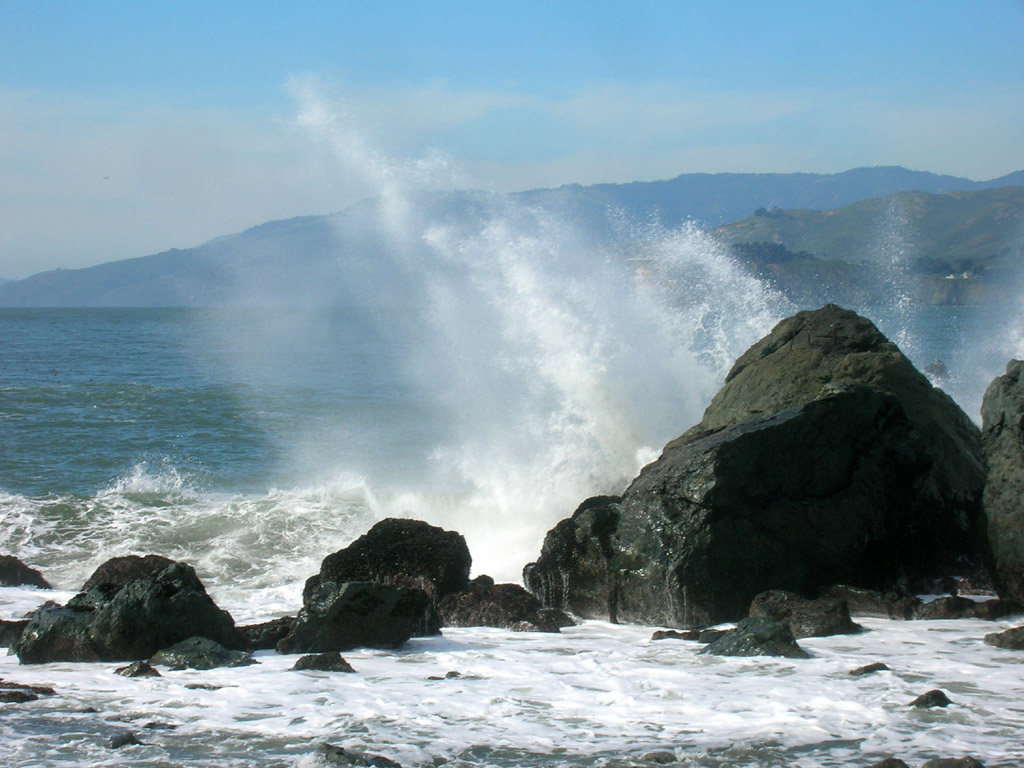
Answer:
top-left (307, 518), bottom-right (471, 604)
top-left (82, 554), bottom-right (175, 591)
top-left (0, 555), bottom-right (51, 589)
top-left (698, 617), bottom-right (810, 658)
top-left (278, 581), bottom-right (436, 654)
top-left (748, 590), bottom-right (861, 638)
top-left (149, 636), bottom-right (255, 670)
top-left (526, 306), bottom-right (988, 628)
top-left (981, 359), bottom-right (1024, 603)
top-left (0, 619), bottom-right (29, 648)
top-left (819, 585), bottom-right (922, 619)
top-left (983, 625), bottom-right (1024, 650)
top-left (13, 562), bottom-right (246, 663)
top-left (239, 616), bottom-right (297, 650)
top-left (438, 575), bottom-right (573, 632)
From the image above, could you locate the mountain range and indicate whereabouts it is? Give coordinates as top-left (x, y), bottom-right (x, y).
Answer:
top-left (1, 166), bottom-right (1022, 308)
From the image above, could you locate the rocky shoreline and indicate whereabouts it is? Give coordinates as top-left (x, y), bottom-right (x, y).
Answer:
top-left (4, 304), bottom-right (1024, 767)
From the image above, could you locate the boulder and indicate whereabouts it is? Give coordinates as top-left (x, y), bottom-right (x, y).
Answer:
top-left (307, 518), bottom-right (471, 604)
top-left (748, 590), bottom-right (862, 638)
top-left (0, 619), bottom-right (29, 648)
top-left (914, 595), bottom-right (1015, 620)
top-left (699, 617), bottom-right (810, 659)
top-left (239, 616), bottom-right (297, 650)
top-left (317, 743), bottom-right (402, 768)
top-left (981, 359), bottom-right (1024, 603)
top-left (983, 625), bottom-right (1024, 650)
top-left (527, 306), bottom-right (987, 628)
top-left (0, 555), bottom-right (51, 589)
top-left (14, 562), bottom-right (246, 663)
top-left (921, 759), bottom-right (985, 768)
top-left (291, 651), bottom-right (355, 672)
top-left (82, 554), bottom-right (175, 591)
top-left (278, 581), bottom-right (436, 654)
top-left (850, 662), bottom-right (889, 676)
top-left (819, 585), bottom-right (921, 620)
top-left (149, 636), bottom-right (255, 670)
top-left (438, 575), bottom-right (574, 632)
top-left (115, 661), bottom-right (161, 678)
top-left (910, 689), bottom-right (952, 708)
top-left (868, 760), bottom-right (910, 768)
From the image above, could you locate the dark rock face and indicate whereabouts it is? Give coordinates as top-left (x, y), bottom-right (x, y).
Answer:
top-left (527, 306), bottom-right (987, 628)
top-left (239, 616), bottom-right (297, 650)
top-left (308, 518), bottom-right (471, 604)
top-left (819, 585), bottom-right (921, 620)
top-left (149, 636), bottom-right (255, 670)
top-left (82, 554), bottom-right (175, 591)
top-left (981, 359), bottom-right (1024, 603)
top-left (983, 625), bottom-right (1024, 650)
top-left (698, 617), bottom-right (810, 658)
top-left (291, 651), bottom-right (355, 672)
top-left (14, 562), bottom-right (246, 663)
top-left (748, 590), bottom-right (862, 638)
top-left (278, 581), bottom-right (436, 654)
top-left (438, 575), bottom-right (573, 632)
top-left (0, 619), bottom-right (29, 648)
top-left (914, 595), bottom-right (1015, 620)
top-left (0, 555), bottom-right (51, 589)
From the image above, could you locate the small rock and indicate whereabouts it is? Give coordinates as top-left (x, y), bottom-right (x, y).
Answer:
top-left (0, 555), bottom-right (51, 589)
top-left (867, 759), bottom-right (910, 768)
top-left (652, 629), bottom-right (701, 641)
top-left (910, 689), bottom-right (953, 708)
top-left (0, 679), bottom-right (56, 702)
top-left (983, 625), bottom-right (1024, 650)
top-left (150, 636), bottom-right (256, 670)
top-left (699, 618), bottom-right (810, 659)
top-left (291, 652), bottom-right (355, 673)
top-left (115, 661), bottom-right (161, 678)
top-left (427, 670), bottom-right (461, 680)
top-left (0, 690), bottom-right (40, 703)
top-left (641, 750), bottom-right (677, 764)
top-left (317, 742), bottom-right (403, 767)
top-left (850, 662), bottom-right (890, 677)
top-left (920, 759), bottom-right (985, 768)
top-left (109, 731), bottom-right (142, 749)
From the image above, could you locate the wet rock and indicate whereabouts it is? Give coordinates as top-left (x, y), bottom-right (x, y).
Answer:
top-left (0, 555), bottom-right (51, 589)
top-left (850, 662), bottom-right (890, 676)
top-left (699, 617), bottom-right (810, 659)
top-left (278, 581), bottom-right (435, 654)
top-left (109, 731), bottom-right (143, 749)
top-left (239, 616), bottom-right (297, 650)
top-left (651, 629), bottom-right (701, 641)
top-left (867, 759), bottom-right (910, 768)
top-left (697, 628), bottom-right (731, 644)
top-left (438, 576), bottom-right (573, 632)
top-left (640, 751), bottom-right (677, 764)
top-left (0, 619), bottom-right (29, 648)
top-left (981, 359), bottom-right (1024, 605)
top-left (915, 595), bottom-right (994, 620)
top-left (0, 679), bottom-right (57, 702)
top-left (115, 661), bottom-right (161, 678)
top-left (291, 651), bottom-right (355, 672)
top-left (910, 689), bottom-right (953, 708)
top-left (820, 585), bottom-right (921, 620)
top-left (528, 307), bottom-right (987, 628)
top-left (82, 554), bottom-right (175, 591)
top-left (309, 518), bottom-right (471, 604)
top-left (317, 742), bottom-right (402, 767)
top-left (983, 625), bottom-right (1024, 650)
top-left (149, 636), bottom-right (256, 670)
top-left (921, 759), bottom-right (985, 768)
top-left (749, 590), bottom-right (862, 638)
top-left (14, 562), bottom-right (246, 664)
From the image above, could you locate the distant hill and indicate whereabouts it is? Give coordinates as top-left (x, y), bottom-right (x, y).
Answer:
top-left (715, 186), bottom-right (1024, 306)
top-left (1, 166), bottom-right (1021, 308)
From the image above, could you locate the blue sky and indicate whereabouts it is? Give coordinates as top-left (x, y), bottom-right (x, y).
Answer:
top-left (1, 0), bottom-right (1023, 278)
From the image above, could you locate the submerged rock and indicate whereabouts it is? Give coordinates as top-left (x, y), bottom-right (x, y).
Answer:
top-left (82, 554), bottom-right (175, 592)
top-left (699, 617), bottom-right (810, 659)
top-left (278, 581), bottom-right (435, 654)
top-left (981, 359), bottom-right (1024, 604)
top-left (910, 689), bottom-right (953, 708)
top-left (850, 662), bottom-right (890, 676)
top-left (527, 306), bottom-right (988, 628)
top-left (13, 562), bottom-right (246, 664)
top-left (316, 742), bottom-right (402, 767)
top-left (748, 590), bottom-right (862, 638)
top-left (291, 651), bottom-right (355, 672)
top-left (115, 661), bottom-right (161, 678)
top-left (983, 625), bottom-right (1024, 650)
top-left (921, 758), bottom-right (985, 768)
top-left (149, 636), bottom-right (256, 670)
top-left (308, 518), bottom-right (471, 604)
top-left (0, 555), bottom-right (51, 589)
top-left (0, 679), bottom-right (57, 703)
top-left (438, 575), bottom-right (573, 632)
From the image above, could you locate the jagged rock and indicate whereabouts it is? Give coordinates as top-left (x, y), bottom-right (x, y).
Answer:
top-left (438, 575), bottom-right (573, 632)
top-left (698, 617), bottom-right (810, 658)
top-left (149, 636), bottom-right (256, 670)
top-left (291, 651), bottom-right (355, 672)
top-left (910, 689), bottom-right (953, 708)
top-left (82, 554), bottom-right (175, 591)
top-left (820, 585), bottom-right (921, 620)
top-left (748, 590), bottom-right (862, 638)
top-left (0, 555), bottom-right (51, 589)
top-left (14, 562), bottom-right (246, 663)
top-left (316, 742), bottom-right (402, 767)
top-left (850, 662), bottom-right (890, 676)
top-left (983, 625), bottom-right (1024, 650)
top-left (278, 581), bottom-right (435, 654)
top-left (921, 759), bottom-right (985, 768)
top-left (307, 518), bottom-right (471, 604)
top-left (115, 661), bottom-right (161, 677)
top-left (982, 360), bottom-right (1024, 604)
top-left (240, 616), bottom-right (297, 650)
top-left (0, 619), bottom-right (29, 648)
top-left (527, 306), bottom-right (987, 629)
